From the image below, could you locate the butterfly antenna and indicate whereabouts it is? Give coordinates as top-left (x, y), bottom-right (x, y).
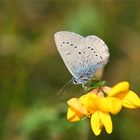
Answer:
top-left (57, 79), bottom-right (73, 95)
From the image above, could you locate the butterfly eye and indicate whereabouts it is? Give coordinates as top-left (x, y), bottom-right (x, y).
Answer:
top-left (73, 78), bottom-right (78, 84)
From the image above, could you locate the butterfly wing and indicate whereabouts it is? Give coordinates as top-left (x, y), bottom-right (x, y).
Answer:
top-left (54, 31), bottom-right (109, 84)
top-left (54, 31), bottom-right (83, 79)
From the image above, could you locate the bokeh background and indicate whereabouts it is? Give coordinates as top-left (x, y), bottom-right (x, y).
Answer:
top-left (0, 0), bottom-right (140, 140)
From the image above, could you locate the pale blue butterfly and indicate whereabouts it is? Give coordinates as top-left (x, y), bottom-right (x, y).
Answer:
top-left (54, 31), bottom-right (109, 87)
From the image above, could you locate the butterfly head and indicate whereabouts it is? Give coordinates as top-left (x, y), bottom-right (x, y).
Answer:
top-left (72, 77), bottom-right (89, 84)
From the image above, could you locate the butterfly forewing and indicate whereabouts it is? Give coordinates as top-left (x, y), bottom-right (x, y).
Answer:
top-left (54, 31), bottom-right (84, 78)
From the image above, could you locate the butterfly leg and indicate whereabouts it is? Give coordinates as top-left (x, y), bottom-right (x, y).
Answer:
top-left (82, 84), bottom-right (89, 91)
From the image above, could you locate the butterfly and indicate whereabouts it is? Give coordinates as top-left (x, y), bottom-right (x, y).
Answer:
top-left (54, 31), bottom-right (109, 87)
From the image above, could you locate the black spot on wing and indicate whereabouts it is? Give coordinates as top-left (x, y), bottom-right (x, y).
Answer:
top-left (100, 56), bottom-right (103, 59)
top-left (67, 53), bottom-right (71, 55)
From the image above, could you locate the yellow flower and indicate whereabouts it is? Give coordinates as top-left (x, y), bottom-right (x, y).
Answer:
top-left (67, 91), bottom-right (121, 135)
top-left (67, 81), bottom-right (140, 136)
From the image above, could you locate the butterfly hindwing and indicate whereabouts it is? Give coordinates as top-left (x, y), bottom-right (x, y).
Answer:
top-left (70, 35), bottom-right (109, 82)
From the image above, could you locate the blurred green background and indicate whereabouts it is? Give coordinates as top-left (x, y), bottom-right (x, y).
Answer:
top-left (0, 0), bottom-right (140, 140)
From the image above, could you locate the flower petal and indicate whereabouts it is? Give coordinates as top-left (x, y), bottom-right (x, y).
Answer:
top-left (106, 97), bottom-right (122, 114)
top-left (100, 112), bottom-right (113, 134)
top-left (122, 90), bottom-right (140, 109)
top-left (67, 98), bottom-right (87, 115)
top-left (108, 81), bottom-right (129, 99)
top-left (89, 96), bottom-right (122, 114)
top-left (91, 112), bottom-right (102, 136)
top-left (80, 93), bottom-right (97, 113)
top-left (67, 107), bottom-right (81, 122)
